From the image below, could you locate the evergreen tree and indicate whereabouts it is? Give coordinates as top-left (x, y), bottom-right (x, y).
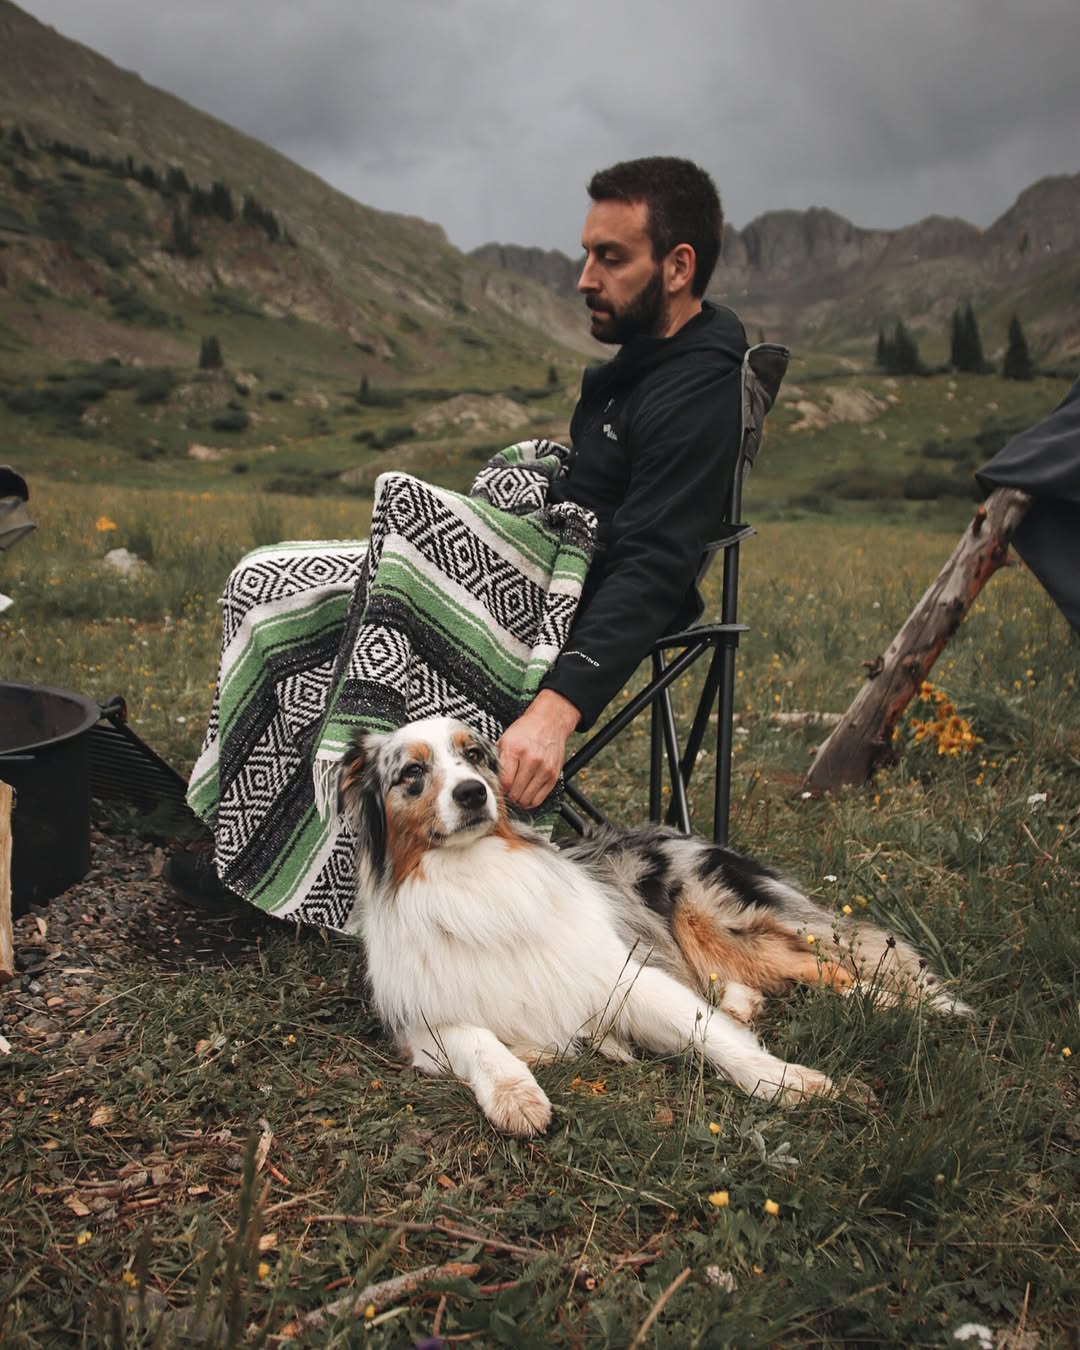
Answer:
top-left (168, 208), bottom-right (199, 258)
top-left (885, 320), bottom-right (922, 375)
top-left (875, 328), bottom-right (888, 368)
top-left (1002, 315), bottom-right (1034, 380)
top-left (961, 303), bottom-right (988, 373)
top-left (165, 165), bottom-right (191, 196)
top-left (949, 307), bottom-right (966, 370)
top-left (209, 180), bottom-right (235, 222)
top-left (198, 335), bottom-right (224, 370)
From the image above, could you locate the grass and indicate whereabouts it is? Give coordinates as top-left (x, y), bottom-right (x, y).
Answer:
top-left (1, 399), bottom-right (1078, 1344)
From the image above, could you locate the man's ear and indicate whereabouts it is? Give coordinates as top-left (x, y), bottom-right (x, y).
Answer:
top-left (666, 242), bottom-right (696, 295)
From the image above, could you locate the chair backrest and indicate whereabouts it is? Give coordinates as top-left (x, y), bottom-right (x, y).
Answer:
top-left (732, 342), bottom-right (790, 521)
top-left (694, 342), bottom-right (789, 588)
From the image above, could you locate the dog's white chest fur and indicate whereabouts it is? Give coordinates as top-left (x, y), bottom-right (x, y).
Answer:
top-left (361, 835), bottom-right (635, 1056)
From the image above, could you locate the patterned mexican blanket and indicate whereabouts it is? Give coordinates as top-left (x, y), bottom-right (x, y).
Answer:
top-left (186, 440), bottom-right (596, 931)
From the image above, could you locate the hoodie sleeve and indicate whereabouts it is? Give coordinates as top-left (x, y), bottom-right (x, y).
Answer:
top-left (542, 356), bottom-right (744, 728)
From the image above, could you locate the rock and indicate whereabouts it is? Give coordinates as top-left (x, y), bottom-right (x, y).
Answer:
top-left (187, 444), bottom-right (229, 462)
top-left (103, 548), bottom-right (149, 577)
top-left (413, 393), bottom-right (531, 437)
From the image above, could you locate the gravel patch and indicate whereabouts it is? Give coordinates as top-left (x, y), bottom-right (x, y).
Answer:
top-left (1, 828), bottom-right (285, 1057)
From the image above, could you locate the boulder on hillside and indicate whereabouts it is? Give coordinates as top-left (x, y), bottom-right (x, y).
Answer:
top-left (413, 393), bottom-right (531, 438)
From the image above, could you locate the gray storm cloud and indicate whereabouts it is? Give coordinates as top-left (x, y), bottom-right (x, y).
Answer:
top-left (16, 0), bottom-right (1080, 251)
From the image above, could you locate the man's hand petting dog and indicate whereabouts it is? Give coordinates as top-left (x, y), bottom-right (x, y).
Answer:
top-left (497, 689), bottom-right (581, 809)
top-left (339, 717), bottom-right (971, 1138)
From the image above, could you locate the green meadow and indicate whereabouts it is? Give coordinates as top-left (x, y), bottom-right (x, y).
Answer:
top-left (1, 369), bottom-right (1077, 1345)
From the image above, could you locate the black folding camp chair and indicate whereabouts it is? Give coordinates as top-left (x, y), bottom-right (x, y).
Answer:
top-left (559, 342), bottom-right (789, 846)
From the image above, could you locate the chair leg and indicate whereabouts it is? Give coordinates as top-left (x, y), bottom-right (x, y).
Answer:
top-left (665, 645), bottom-right (723, 830)
top-left (563, 781), bottom-right (614, 830)
top-left (713, 641), bottom-right (739, 845)
top-left (658, 685), bottom-right (692, 833)
top-left (649, 652), bottom-right (664, 823)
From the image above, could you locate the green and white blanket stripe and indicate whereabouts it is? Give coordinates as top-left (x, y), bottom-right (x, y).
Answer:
top-left (187, 441), bottom-right (596, 931)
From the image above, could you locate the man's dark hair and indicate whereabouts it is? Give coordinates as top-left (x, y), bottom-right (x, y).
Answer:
top-left (587, 156), bottom-right (723, 297)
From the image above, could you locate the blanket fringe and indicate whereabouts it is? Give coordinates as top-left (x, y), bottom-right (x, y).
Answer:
top-left (313, 755), bottom-right (343, 823)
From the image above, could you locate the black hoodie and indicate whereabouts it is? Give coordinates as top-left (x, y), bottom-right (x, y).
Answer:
top-left (543, 301), bottom-right (748, 727)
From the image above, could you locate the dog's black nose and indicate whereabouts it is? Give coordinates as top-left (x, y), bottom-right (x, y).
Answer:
top-left (452, 779), bottom-right (488, 811)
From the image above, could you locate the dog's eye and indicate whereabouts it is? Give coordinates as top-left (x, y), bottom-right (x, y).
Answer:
top-left (399, 763), bottom-right (425, 784)
top-left (463, 745), bottom-right (486, 765)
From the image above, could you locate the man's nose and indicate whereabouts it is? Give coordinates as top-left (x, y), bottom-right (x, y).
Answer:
top-left (577, 254), bottom-right (598, 292)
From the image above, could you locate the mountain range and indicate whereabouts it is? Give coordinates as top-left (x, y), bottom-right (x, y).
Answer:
top-left (474, 173), bottom-right (1080, 363)
top-left (2, 0), bottom-right (1078, 376)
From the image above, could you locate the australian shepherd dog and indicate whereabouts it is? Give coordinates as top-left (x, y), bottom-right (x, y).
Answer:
top-left (339, 717), bottom-right (969, 1137)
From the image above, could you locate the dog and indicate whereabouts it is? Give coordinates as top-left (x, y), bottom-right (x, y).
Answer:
top-left (338, 716), bottom-right (969, 1137)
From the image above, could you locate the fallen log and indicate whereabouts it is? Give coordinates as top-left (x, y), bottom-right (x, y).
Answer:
top-left (803, 487), bottom-right (1032, 795)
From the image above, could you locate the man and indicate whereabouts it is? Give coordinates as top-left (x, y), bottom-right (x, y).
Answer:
top-left (171, 156), bottom-right (746, 918)
top-left (498, 156), bottom-right (748, 808)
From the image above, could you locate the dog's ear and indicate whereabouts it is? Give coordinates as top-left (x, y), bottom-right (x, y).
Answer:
top-left (339, 733), bottom-right (387, 874)
top-left (474, 728), bottom-right (501, 776)
top-left (338, 734), bottom-right (371, 813)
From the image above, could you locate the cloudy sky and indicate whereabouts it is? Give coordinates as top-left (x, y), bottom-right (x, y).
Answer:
top-left (16, 0), bottom-right (1080, 255)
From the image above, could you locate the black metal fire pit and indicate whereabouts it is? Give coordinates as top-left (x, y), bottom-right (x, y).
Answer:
top-left (0, 681), bottom-right (100, 914)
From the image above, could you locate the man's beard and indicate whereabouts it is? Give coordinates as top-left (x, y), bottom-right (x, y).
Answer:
top-left (588, 267), bottom-right (668, 344)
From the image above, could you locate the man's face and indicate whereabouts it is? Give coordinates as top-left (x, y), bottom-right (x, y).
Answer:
top-left (578, 198), bottom-right (669, 344)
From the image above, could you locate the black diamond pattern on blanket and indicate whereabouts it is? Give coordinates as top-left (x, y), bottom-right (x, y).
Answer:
top-left (351, 625), bottom-right (411, 682)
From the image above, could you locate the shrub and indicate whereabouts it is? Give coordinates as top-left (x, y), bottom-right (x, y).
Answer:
top-left (134, 369), bottom-right (175, 405)
top-left (902, 469), bottom-right (976, 501)
top-left (210, 409), bottom-right (249, 433)
top-left (818, 469), bottom-right (904, 501)
top-left (106, 283), bottom-right (171, 328)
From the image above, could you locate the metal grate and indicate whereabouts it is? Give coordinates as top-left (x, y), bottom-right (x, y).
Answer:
top-left (88, 695), bottom-right (192, 811)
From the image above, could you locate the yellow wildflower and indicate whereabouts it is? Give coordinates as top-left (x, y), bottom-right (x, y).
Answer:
top-left (764, 1199), bottom-right (780, 1216)
top-left (708, 1121), bottom-right (721, 1135)
top-left (708, 1190), bottom-right (729, 1208)
top-left (94, 516), bottom-right (118, 533)
top-left (364, 1303), bottom-right (377, 1320)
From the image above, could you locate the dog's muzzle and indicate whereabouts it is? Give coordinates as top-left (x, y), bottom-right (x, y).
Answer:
top-left (452, 778), bottom-right (489, 815)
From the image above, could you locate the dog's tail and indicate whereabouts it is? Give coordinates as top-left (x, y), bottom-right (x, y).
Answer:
top-left (668, 843), bottom-right (970, 1017)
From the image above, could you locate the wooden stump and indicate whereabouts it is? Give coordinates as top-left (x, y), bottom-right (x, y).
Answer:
top-left (803, 487), bottom-right (1033, 795)
top-left (0, 781), bottom-right (13, 984)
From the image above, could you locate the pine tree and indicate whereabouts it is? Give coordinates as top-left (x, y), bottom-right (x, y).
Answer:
top-left (209, 180), bottom-right (235, 222)
top-left (168, 208), bottom-right (199, 258)
top-left (886, 320), bottom-right (922, 375)
top-left (949, 303), bottom-right (988, 373)
top-left (961, 303), bottom-right (988, 373)
top-left (949, 307), bottom-right (966, 370)
top-left (875, 328), bottom-right (889, 368)
top-left (198, 335), bottom-right (224, 371)
top-left (1002, 315), bottom-right (1034, 380)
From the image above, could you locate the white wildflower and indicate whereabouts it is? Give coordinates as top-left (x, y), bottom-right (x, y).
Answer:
top-left (952, 1325), bottom-right (994, 1349)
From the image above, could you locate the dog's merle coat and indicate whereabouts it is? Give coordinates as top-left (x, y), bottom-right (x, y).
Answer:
top-left (339, 717), bottom-right (968, 1136)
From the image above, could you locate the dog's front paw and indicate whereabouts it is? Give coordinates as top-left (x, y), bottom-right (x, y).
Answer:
top-left (762, 1062), bottom-right (835, 1106)
top-left (486, 1077), bottom-right (552, 1136)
